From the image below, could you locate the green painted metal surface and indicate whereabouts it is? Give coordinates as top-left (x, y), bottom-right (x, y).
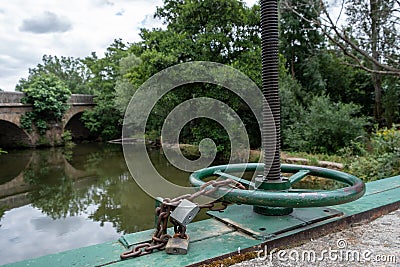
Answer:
top-left (119, 229), bottom-right (156, 249)
top-left (3, 241), bottom-right (126, 267)
top-left (189, 164), bottom-right (366, 207)
top-left (115, 232), bottom-right (260, 267)
top-left (208, 205), bottom-right (342, 240)
top-left (4, 176), bottom-right (399, 267)
top-left (363, 175), bottom-right (400, 195)
top-left (330, 186), bottom-right (400, 216)
top-left (120, 219), bottom-right (234, 248)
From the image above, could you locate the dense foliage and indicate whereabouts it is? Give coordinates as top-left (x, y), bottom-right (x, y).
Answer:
top-left (19, 74), bottom-right (71, 135)
top-left (14, 0), bottom-right (400, 161)
top-left (80, 39), bottom-right (129, 140)
top-left (345, 126), bottom-right (400, 181)
top-left (16, 55), bottom-right (91, 94)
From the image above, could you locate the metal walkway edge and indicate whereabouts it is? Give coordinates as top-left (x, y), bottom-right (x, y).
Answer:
top-left (4, 176), bottom-right (400, 267)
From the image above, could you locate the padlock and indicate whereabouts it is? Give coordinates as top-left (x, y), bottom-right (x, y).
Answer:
top-left (165, 234), bottom-right (190, 255)
top-left (170, 199), bottom-right (200, 226)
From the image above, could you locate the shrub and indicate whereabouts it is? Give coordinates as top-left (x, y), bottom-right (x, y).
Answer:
top-left (347, 127), bottom-right (400, 181)
top-left (284, 95), bottom-right (368, 154)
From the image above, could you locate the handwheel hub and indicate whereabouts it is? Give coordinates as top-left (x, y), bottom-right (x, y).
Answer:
top-left (252, 175), bottom-right (292, 215)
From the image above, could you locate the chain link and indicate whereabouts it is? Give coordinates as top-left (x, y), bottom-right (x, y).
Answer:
top-left (120, 178), bottom-right (245, 260)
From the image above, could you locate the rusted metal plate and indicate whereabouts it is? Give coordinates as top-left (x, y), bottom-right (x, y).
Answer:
top-left (208, 205), bottom-right (342, 240)
top-left (290, 207), bottom-right (342, 224)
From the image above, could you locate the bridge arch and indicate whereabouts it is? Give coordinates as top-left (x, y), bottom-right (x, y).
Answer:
top-left (0, 93), bottom-right (95, 147)
top-left (64, 112), bottom-right (93, 142)
top-left (0, 120), bottom-right (33, 148)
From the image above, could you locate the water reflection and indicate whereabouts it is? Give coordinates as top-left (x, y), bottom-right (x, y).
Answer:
top-left (0, 144), bottom-right (192, 265)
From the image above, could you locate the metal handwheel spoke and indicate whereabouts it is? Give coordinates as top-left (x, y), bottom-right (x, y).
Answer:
top-left (213, 170), bottom-right (252, 188)
top-left (289, 170), bottom-right (311, 185)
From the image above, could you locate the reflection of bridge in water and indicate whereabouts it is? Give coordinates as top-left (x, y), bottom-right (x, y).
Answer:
top-left (0, 92), bottom-right (95, 148)
top-left (0, 151), bottom-right (95, 211)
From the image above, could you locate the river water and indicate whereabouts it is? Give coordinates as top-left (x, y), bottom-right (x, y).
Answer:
top-left (0, 143), bottom-right (193, 265)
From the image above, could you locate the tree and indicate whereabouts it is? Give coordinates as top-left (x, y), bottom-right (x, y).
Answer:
top-left (344, 0), bottom-right (399, 122)
top-left (19, 73), bottom-right (71, 134)
top-left (114, 53), bottom-right (142, 114)
top-left (153, 0), bottom-right (260, 64)
top-left (16, 55), bottom-right (91, 94)
top-left (120, 0), bottom-right (263, 152)
top-left (279, 0), bottom-right (325, 84)
top-left (80, 39), bottom-right (130, 140)
top-left (283, 0), bottom-right (400, 123)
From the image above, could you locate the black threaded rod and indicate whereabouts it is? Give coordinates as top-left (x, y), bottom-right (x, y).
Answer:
top-left (261, 0), bottom-right (281, 180)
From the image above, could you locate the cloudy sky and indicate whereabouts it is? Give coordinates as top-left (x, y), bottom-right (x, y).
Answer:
top-left (0, 0), bottom-right (258, 92)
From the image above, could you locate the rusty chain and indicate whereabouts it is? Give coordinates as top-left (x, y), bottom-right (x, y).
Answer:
top-left (120, 178), bottom-right (245, 260)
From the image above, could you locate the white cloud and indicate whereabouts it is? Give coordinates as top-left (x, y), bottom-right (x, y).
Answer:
top-left (0, 0), bottom-right (257, 92)
top-left (20, 11), bottom-right (72, 34)
top-left (0, 0), bottom-right (163, 91)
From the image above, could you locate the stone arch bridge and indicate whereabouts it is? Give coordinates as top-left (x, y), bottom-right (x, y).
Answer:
top-left (0, 92), bottom-right (95, 148)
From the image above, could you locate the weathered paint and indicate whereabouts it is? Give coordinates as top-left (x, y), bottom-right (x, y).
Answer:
top-left (120, 219), bottom-right (235, 248)
top-left (208, 206), bottom-right (342, 240)
top-left (289, 170), bottom-right (311, 185)
top-left (189, 164), bottom-right (366, 207)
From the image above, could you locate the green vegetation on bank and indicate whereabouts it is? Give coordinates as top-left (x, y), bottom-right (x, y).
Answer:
top-left (346, 126), bottom-right (400, 181)
top-left (285, 126), bottom-right (400, 182)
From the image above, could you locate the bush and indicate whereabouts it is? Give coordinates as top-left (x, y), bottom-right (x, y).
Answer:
top-left (347, 127), bottom-right (400, 181)
top-left (20, 73), bottom-right (71, 135)
top-left (284, 95), bottom-right (368, 154)
top-left (371, 127), bottom-right (400, 154)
